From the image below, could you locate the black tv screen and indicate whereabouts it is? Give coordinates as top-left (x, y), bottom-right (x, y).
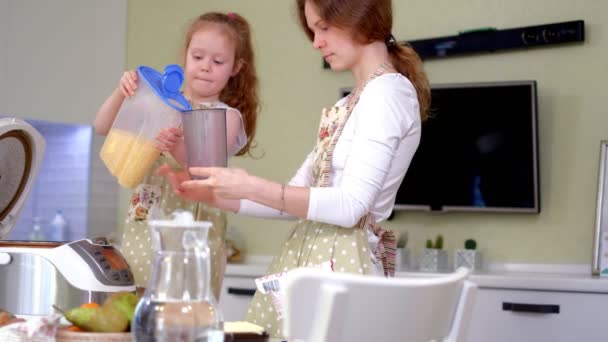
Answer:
top-left (393, 80), bottom-right (540, 213)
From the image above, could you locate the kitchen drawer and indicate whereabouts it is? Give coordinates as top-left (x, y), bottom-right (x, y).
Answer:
top-left (467, 288), bottom-right (608, 342)
top-left (219, 276), bottom-right (257, 322)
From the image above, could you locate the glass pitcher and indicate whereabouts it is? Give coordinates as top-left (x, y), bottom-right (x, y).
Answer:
top-left (132, 211), bottom-right (224, 342)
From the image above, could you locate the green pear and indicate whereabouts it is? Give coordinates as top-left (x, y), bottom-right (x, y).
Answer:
top-left (64, 306), bottom-right (129, 333)
top-left (104, 291), bottom-right (139, 323)
top-left (63, 307), bottom-right (96, 329)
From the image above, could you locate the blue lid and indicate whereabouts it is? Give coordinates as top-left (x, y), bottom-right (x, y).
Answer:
top-left (137, 64), bottom-right (192, 111)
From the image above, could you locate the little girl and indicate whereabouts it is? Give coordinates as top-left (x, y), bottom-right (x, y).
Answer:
top-left (93, 12), bottom-right (259, 299)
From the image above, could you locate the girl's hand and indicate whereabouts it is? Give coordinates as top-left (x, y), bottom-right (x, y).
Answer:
top-left (181, 167), bottom-right (252, 200)
top-left (156, 127), bottom-right (184, 153)
top-left (155, 164), bottom-right (214, 203)
top-left (119, 70), bottom-right (138, 97)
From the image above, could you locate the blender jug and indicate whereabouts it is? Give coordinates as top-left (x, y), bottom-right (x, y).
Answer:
top-left (132, 211), bottom-right (224, 342)
top-left (99, 64), bottom-right (191, 188)
top-left (181, 108), bottom-right (227, 179)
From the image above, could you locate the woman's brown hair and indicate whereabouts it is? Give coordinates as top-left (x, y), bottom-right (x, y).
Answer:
top-left (295, 0), bottom-right (430, 121)
top-left (182, 12), bottom-right (259, 155)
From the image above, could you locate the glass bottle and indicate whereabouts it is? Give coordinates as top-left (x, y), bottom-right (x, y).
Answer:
top-left (28, 217), bottom-right (46, 241)
top-left (132, 211), bottom-right (224, 341)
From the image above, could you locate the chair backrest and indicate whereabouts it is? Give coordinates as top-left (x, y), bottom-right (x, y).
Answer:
top-left (283, 267), bottom-right (477, 342)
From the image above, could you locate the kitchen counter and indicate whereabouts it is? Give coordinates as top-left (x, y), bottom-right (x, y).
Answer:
top-left (397, 262), bottom-right (608, 293)
top-left (226, 255), bottom-right (272, 278)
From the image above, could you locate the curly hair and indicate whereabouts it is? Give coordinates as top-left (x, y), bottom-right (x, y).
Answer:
top-left (182, 12), bottom-right (260, 155)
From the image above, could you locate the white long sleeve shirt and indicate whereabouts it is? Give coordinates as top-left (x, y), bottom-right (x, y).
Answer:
top-left (239, 73), bottom-right (421, 227)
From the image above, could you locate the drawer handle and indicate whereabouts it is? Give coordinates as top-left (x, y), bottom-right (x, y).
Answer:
top-left (227, 287), bottom-right (256, 297)
top-left (502, 302), bottom-right (560, 314)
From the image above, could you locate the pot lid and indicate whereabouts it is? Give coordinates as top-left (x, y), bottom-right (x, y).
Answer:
top-left (0, 118), bottom-right (45, 239)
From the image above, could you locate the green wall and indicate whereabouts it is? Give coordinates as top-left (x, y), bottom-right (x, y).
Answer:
top-left (125, 0), bottom-right (608, 265)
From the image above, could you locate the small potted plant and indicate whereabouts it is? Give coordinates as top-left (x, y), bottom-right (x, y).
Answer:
top-left (420, 234), bottom-right (448, 272)
top-left (396, 231), bottom-right (410, 271)
top-left (454, 238), bottom-right (482, 271)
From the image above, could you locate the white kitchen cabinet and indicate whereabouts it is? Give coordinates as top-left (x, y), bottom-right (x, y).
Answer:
top-left (220, 258), bottom-right (270, 322)
top-left (219, 276), bottom-right (258, 322)
top-left (398, 265), bottom-right (608, 342)
top-left (467, 288), bottom-right (608, 342)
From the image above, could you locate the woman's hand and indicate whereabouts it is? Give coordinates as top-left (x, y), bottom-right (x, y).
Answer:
top-left (156, 164), bottom-right (241, 212)
top-left (156, 127), bottom-right (184, 153)
top-left (182, 167), bottom-right (252, 200)
top-left (119, 70), bottom-right (138, 97)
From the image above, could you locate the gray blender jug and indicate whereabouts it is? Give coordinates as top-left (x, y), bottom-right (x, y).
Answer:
top-left (181, 108), bottom-right (227, 179)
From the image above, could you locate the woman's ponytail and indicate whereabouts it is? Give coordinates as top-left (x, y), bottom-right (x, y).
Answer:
top-left (389, 43), bottom-right (431, 121)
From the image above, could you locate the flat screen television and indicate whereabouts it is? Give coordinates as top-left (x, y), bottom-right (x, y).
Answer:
top-left (391, 80), bottom-right (540, 213)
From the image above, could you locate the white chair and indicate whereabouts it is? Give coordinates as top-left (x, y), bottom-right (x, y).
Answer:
top-left (283, 267), bottom-right (477, 342)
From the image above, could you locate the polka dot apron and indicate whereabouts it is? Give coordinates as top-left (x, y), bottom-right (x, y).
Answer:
top-left (245, 64), bottom-right (397, 338)
top-left (119, 154), bottom-right (227, 300)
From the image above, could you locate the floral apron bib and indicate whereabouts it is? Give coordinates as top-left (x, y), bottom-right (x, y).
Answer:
top-left (245, 64), bottom-right (397, 338)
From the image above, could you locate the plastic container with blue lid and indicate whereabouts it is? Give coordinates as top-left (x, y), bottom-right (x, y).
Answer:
top-left (100, 64), bottom-right (192, 189)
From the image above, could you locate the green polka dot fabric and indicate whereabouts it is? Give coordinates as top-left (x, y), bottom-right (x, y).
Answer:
top-left (245, 219), bottom-right (373, 337)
